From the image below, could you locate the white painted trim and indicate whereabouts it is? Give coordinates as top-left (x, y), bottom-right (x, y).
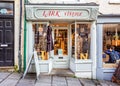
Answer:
top-left (14, 0), bottom-right (20, 66)
top-left (91, 21), bottom-right (97, 79)
top-left (109, 0), bottom-right (120, 4)
top-left (52, 26), bottom-right (70, 68)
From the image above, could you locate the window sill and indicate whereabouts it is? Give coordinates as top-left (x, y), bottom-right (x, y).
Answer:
top-left (109, 0), bottom-right (120, 4)
top-left (75, 59), bottom-right (92, 63)
top-left (103, 63), bottom-right (118, 68)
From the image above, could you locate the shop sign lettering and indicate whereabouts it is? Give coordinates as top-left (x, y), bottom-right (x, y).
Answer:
top-left (34, 9), bottom-right (89, 19)
top-left (42, 10), bottom-right (82, 17)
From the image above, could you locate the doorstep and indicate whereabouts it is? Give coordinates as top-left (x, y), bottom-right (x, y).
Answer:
top-left (49, 68), bottom-right (74, 77)
top-left (0, 66), bottom-right (14, 72)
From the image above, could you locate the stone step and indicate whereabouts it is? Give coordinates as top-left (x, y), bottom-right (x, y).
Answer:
top-left (0, 67), bottom-right (14, 72)
top-left (50, 68), bottom-right (74, 77)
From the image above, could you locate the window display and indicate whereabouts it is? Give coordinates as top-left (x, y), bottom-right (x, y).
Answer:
top-left (71, 23), bottom-right (91, 59)
top-left (33, 23), bottom-right (48, 60)
top-left (103, 24), bottom-right (120, 68)
top-left (75, 23), bottom-right (91, 59)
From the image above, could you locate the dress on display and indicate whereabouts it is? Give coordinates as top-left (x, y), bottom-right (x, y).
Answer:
top-left (46, 26), bottom-right (54, 52)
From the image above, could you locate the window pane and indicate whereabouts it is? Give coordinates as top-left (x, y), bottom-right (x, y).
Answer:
top-left (33, 23), bottom-right (48, 60)
top-left (54, 29), bottom-right (68, 55)
top-left (0, 2), bottom-right (13, 15)
top-left (76, 23), bottom-right (91, 59)
top-left (103, 24), bottom-right (120, 68)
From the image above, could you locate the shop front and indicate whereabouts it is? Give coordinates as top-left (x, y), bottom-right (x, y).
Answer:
top-left (97, 15), bottom-right (120, 80)
top-left (25, 4), bottom-right (99, 79)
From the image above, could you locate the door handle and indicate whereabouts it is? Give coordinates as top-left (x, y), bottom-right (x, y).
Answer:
top-left (1, 44), bottom-right (8, 47)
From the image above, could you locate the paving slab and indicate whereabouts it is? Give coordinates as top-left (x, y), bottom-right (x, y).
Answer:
top-left (7, 73), bottom-right (22, 80)
top-left (17, 73), bottom-right (36, 86)
top-left (35, 82), bottom-right (51, 86)
top-left (52, 76), bottom-right (67, 86)
top-left (98, 80), bottom-right (119, 86)
top-left (66, 77), bottom-right (82, 86)
top-left (37, 75), bottom-right (51, 84)
top-left (0, 72), bottom-right (11, 79)
top-left (79, 78), bottom-right (96, 86)
top-left (0, 73), bottom-right (21, 86)
top-left (17, 79), bottom-right (35, 86)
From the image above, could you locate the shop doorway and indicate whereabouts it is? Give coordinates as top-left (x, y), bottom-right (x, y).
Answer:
top-left (0, 19), bottom-right (14, 66)
top-left (52, 23), bottom-right (69, 68)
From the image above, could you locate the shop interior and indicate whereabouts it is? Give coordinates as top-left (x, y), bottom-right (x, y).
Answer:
top-left (103, 24), bottom-right (120, 68)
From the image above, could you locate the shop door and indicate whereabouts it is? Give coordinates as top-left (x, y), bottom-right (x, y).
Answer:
top-left (52, 27), bottom-right (69, 68)
top-left (0, 19), bottom-right (14, 66)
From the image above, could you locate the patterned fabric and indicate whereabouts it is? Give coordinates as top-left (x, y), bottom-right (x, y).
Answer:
top-left (112, 62), bottom-right (120, 84)
top-left (35, 32), bottom-right (47, 51)
top-left (46, 26), bottom-right (54, 52)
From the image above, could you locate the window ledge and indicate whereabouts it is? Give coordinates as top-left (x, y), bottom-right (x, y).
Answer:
top-left (103, 68), bottom-right (116, 72)
top-left (109, 0), bottom-right (120, 4)
top-left (103, 63), bottom-right (118, 68)
top-left (75, 59), bottom-right (92, 63)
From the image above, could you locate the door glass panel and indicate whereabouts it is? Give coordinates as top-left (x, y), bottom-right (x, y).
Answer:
top-left (54, 29), bottom-right (68, 55)
top-left (0, 2), bottom-right (13, 15)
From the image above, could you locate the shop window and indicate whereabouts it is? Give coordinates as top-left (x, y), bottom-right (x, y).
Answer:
top-left (71, 23), bottom-right (91, 59)
top-left (103, 24), bottom-right (120, 68)
top-left (32, 23), bottom-right (48, 60)
top-left (0, 2), bottom-right (13, 15)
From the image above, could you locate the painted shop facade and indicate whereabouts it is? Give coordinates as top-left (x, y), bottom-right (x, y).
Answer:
top-left (25, 3), bottom-right (120, 80)
top-left (25, 3), bottom-right (99, 79)
top-left (23, 0), bottom-right (120, 81)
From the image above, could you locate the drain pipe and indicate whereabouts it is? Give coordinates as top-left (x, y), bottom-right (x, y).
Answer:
top-left (18, 0), bottom-right (22, 72)
top-left (23, 0), bottom-right (27, 71)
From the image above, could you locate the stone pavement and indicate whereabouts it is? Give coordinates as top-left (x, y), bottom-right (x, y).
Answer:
top-left (0, 72), bottom-right (119, 86)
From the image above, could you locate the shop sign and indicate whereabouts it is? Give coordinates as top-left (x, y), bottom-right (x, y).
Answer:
top-left (34, 9), bottom-right (89, 19)
top-left (26, 6), bottom-right (99, 20)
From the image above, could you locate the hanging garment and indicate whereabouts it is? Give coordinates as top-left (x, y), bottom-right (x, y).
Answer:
top-left (46, 26), bottom-right (54, 52)
top-left (76, 36), bottom-right (83, 59)
top-left (112, 62), bottom-right (120, 84)
top-left (82, 38), bottom-right (89, 53)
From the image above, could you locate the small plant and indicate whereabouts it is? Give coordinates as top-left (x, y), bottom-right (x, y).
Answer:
top-left (72, 75), bottom-right (77, 78)
top-left (14, 65), bottom-right (18, 72)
